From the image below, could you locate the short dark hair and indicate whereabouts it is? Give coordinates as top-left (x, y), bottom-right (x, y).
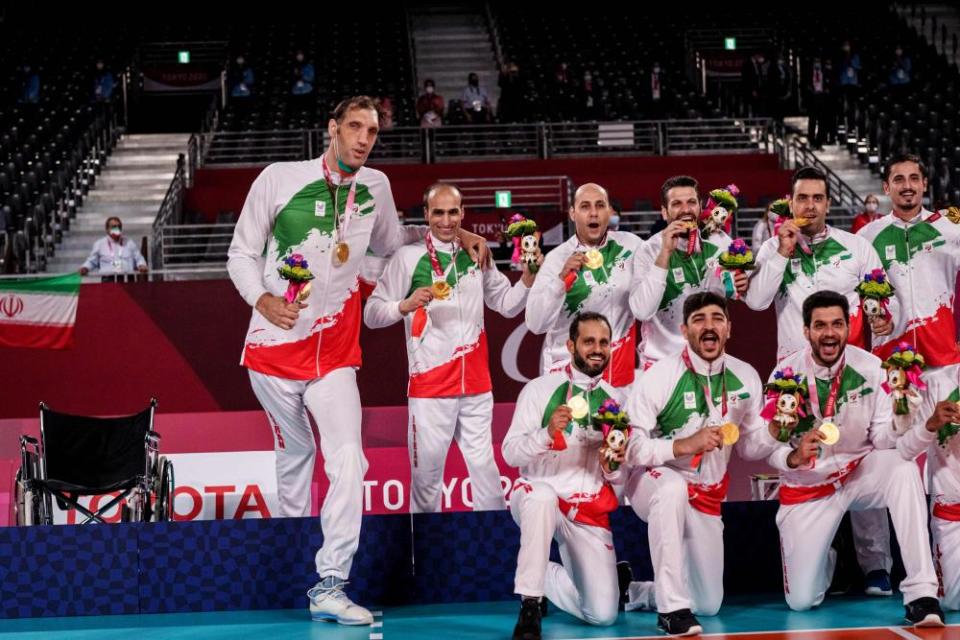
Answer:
top-left (802, 290), bottom-right (849, 327)
top-left (331, 96), bottom-right (384, 124)
top-left (105, 216), bottom-right (121, 229)
top-left (660, 175), bottom-right (699, 207)
top-left (569, 312), bottom-right (612, 343)
top-left (791, 166), bottom-right (830, 200)
top-left (423, 182), bottom-right (463, 208)
top-left (882, 153), bottom-right (927, 182)
top-left (682, 292), bottom-right (728, 324)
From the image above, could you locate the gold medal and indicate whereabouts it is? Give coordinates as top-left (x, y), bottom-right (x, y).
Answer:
top-left (818, 421), bottom-right (840, 446)
top-left (792, 217), bottom-right (810, 228)
top-left (584, 249), bottom-right (604, 270)
top-left (296, 281), bottom-right (312, 303)
top-left (566, 395), bottom-right (589, 420)
top-left (431, 280), bottom-right (451, 300)
top-left (333, 242), bottom-right (350, 266)
top-left (720, 422), bottom-right (740, 446)
top-left (682, 220), bottom-right (698, 230)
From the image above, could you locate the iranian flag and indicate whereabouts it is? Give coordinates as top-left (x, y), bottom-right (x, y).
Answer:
top-left (0, 273), bottom-right (81, 349)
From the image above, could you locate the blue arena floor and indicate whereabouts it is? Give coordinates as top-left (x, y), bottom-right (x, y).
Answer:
top-left (0, 594), bottom-right (956, 640)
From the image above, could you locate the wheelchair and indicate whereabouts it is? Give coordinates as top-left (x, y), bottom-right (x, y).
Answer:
top-left (14, 398), bottom-right (175, 525)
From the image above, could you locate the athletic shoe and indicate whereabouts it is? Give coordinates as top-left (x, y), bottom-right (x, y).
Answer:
top-left (904, 597), bottom-right (945, 627)
top-left (657, 608), bottom-right (703, 636)
top-left (307, 576), bottom-right (373, 625)
top-left (512, 597), bottom-right (542, 640)
top-left (864, 569), bottom-right (893, 596)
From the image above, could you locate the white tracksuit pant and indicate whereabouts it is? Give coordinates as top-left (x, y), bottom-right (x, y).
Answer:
top-left (408, 392), bottom-right (506, 513)
top-left (933, 514), bottom-right (960, 610)
top-left (510, 479), bottom-right (619, 626)
top-left (249, 367), bottom-right (368, 579)
top-left (850, 508), bottom-right (893, 574)
top-left (626, 466), bottom-right (724, 616)
top-left (777, 449), bottom-right (938, 611)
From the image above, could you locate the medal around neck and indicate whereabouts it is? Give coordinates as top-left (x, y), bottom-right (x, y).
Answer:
top-left (431, 280), bottom-right (451, 300)
top-left (720, 422), bottom-right (740, 446)
top-left (818, 421), bottom-right (840, 446)
top-left (566, 394), bottom-right (589, 420)
top-left (333, 241), bottom-right (350, 266)
top-left (584, 249), bottom-right (603, 270)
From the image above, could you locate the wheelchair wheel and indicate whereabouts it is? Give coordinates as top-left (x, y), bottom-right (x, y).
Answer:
top-left (154, 457), bottom-right (174, 522)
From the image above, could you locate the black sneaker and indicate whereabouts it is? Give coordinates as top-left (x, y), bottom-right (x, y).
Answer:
top-left (904, 597), bottom-right (945, 627)
top-left (657, 608), bottom-right (703, 636)
top-left (617, 561), bottom-right (633, 607)
top-left (512, 597), bottom-right (542, 640)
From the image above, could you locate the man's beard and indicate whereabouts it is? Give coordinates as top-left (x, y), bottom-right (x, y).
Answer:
top-left (574, 350), bottom-right (608, 377)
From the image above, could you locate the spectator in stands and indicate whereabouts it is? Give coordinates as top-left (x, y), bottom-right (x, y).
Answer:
top-left (291, 50), bottom-right (315, 96)
top-left (741, 51), bottom-right (768, 117)
top-left (752, 201), bottom-right (779, 254)
top-left (19, 64), bottom-right (40, 104)
top-left (498, 62), bottom-right (524, 123)
top-left (93, 60), bottom-right (115, 103)
top-left (461, 72), bottom-right (492, 124)
top-left (228, 55), bottom-right (255, 98)
top-left (851, 193), bottom-right (882, 234)
top-left (805, 55), bottom-right (835, 149)
top-left (888, 44), bottom-right (912, 94)
top-left (837, 41), bottom-right (861, 129)
top-left (379, 97), bottom-right (395, 130)
top-left (643, 62), bottom-right (667, 119)
top-left (79, 217), bottom-right (147, 278)
top-left (416, 79), bottom-right (444, 127)
top-left (548, 62), bottom-right (578, 120)
top-left (767, 53), bottom-right (793, 122)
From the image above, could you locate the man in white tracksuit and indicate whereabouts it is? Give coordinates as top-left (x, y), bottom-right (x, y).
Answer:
top-left (744, 166), bottom-right (899, 596)
top-left (365, 183), bottom-right (538, 513)
top-left (622, 291), bottom-right (778, 637)
top-left (762, 290), bottom-right (943, 627)
top-left (227, 97), bottom-right (487, 625)
top-left (897, 362), bottom-right (960, 611)
top-left (503, 312), bottom-right (718, 640)
top-left (525, 183), bottom-right (644, 390)
top-left (631, 176), bottom-right (748, 371)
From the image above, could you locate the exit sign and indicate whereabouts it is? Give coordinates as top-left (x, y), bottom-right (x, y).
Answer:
top-left (724, 38), bottom-right (737, 51)
top-left (178, 51), bottom-right (191, 64)
top-left (495, 191), bottom-right (512, 208)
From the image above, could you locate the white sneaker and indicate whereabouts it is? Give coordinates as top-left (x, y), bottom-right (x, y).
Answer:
top-left (307, 577), bottom-right (373, 625)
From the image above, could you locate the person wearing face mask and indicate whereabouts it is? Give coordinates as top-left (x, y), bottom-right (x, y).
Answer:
top-left (416, 79), bottom-right (445, 127)
top-left (767, 53), bottom-right (793, 122)
top-left (741, 52), bottom-right (768, 117)
top-left (461, 72), bottom-right (492, 124)
top-left (851, 194), bottom-right (881, 234)
top-left (889, 45), bottom-right (912, 91)
top-left (291, 50), bottom-right (314, 96)
top-left (80, 217), bottom-right (147, 280)
top-left (498, 62), bottom-right (524, 123)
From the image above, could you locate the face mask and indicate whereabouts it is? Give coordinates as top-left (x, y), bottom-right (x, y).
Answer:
top-left (865, 202), bottom-right (879, 213)
top-left (425, 86), bottom-right (434, 94)
top-left (469, 78), bottom-right (478, 86)
top-left (609, 215), bottom-right (620, 227)
top-left (652, 66), bottom-right (661, 74)
top-left (109, 226), bottom-right (121, 237)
